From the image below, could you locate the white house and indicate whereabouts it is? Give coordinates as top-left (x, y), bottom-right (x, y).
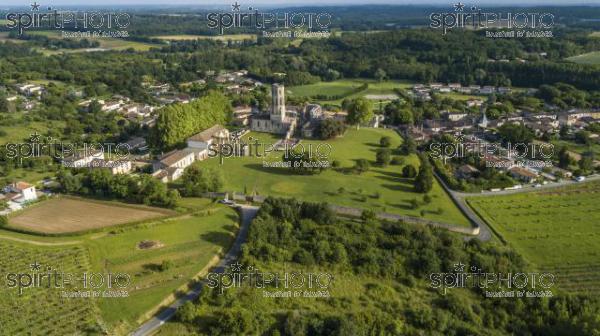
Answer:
top-left (187, 124), bottom-right (230, 152)
top-left (8, 182), bottom-right (37, 203)
top-left (152, 150), bottom-right (195, 182)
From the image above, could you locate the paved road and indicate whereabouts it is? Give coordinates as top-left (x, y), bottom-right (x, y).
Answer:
top-left (433, 173), bottom-right (493, 242)
top-left (453, 174), bottom-right (600, 198)
top-left (130, 204), bottom-right (259, 336)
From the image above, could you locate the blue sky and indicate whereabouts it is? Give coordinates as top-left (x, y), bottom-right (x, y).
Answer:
top-left (1, 0), bottom-right (599, 6)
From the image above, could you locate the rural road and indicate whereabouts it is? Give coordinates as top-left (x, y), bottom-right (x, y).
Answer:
top-left (433, 173), bottom-right (493, 242)
top-left (130, 204), bottom-right (259, 336)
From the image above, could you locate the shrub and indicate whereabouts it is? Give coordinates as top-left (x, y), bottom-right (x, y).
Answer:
top-left (160, 259), bottom-right (173, 272)
top-left (380, 136), bottom-right (392, 147)
top-left (391, 156), bottom-right (404, 165)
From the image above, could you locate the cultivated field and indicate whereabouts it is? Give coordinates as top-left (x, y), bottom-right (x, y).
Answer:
top-left (0, 241), bottom-right (100, 335)
top-left (195, 128), bottom-right (471, 227)
top-left (566, 51), bottom-right (600, 65)
top-left (9, 197), bottom-right (171, 234)
top-left (467, 181), bottom-right (600, 295)
top-left (0, 199), bottom-right (239, 334)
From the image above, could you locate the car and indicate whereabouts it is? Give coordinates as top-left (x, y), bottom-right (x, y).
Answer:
top-left (218, 199), bottom-right (235, 205)
top-left (575, 176), bottom-right (586, 182)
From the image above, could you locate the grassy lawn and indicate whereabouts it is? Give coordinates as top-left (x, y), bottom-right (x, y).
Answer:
top-left (0, 198), bottom-right (239, 334)
top-left (289, 79), bottom-right (415, 109)
top-left (566, 51), bottom-right (600, 65)
top-left (12, 31), bottom-right (162, 54)
top-left (0, 120), bottom-right (64, 143)
top-left (198, 128), bottom-right (471, 227)
top-left (153, 34), bottom-right (257, 42)
top-left (467, 181), bottom-right (600, 295)
top-left (90, 205), bottom-right (238, 332)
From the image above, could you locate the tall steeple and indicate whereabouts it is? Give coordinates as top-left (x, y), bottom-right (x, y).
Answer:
top-left (478, 104), bottom-right (488, 129)
top-left (271, 83), bottom-right (285, 122)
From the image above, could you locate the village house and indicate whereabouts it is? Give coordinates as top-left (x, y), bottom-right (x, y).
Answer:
top-left (456, 164), bottom-right (480, 179)
top-left (152, 150), bottom-right (196, 182)
top-left (16, 84), bottom-right (44, 97)
top-left (4, 182), bottom-right (38, 203)
top-left (62, 150), bottom-right (105, 168)
top-left (187, 124), bottom-right (230, 158)
top-left (509, 166), bottom-right (538, 183)
top-left (89, 159), bottom-right (133, 175)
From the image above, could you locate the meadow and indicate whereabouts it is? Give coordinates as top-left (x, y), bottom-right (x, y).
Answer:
top-left (288, 79), bottom-right (478, 108)
top-left (0, 198), bottom-right (239, 334)
top-left (566, 51), bottom-right (600, 65)
top-left (195, 128), bottom-right (471, 227)
top-left (153, 34), bottom-right (257, 42)
top-left (2, 31), bottom-right (161, 54)
top-left (467, 181), bottom-right (600, 295)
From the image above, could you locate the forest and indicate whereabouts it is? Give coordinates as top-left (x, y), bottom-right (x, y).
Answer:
top-left (171, 197), bottom-right (600, 335)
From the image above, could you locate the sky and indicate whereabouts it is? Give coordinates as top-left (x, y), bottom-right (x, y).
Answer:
top-left (2, 0), bottom-right (600, 6)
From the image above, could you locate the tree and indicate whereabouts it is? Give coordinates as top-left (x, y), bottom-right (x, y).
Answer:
top-left (0, 97), bottom-right (8, 113)
top-left (414, 156), bottom-right (433, 193)
top-left (579, 152), bottom-right (594, 172)
top-left (354, 159), bottom-right (370, 174)
top-left (361, 209), bottom-right (377, 222)
top-left (557, 146), bottom-right (574, 169)
top-left (380, 136), bottom-right (391, 147)
top-left (402, 165), bottom-right (417, 178)
top-left (181, 166), bottom-right (224, 196)
top-left (152, 91), bottom-right (232, 150)
top-left (317, 119), bottom-right (346, 139)
top-left (346, 98), bottom-right (373, 130)
top-left (575, 131), bottom-right (592, 146)
top-left (400, 135), bottom-right (417, 155)
top-left (374, 68), bottom-right (386, 82)
top-left (376, 148), bottom-right (391, 167)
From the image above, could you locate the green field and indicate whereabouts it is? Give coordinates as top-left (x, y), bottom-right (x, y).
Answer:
top-left (467, 181), bottom-right (600, 295)
top-left (0, 120), bottom-right (64, 144)
top-left (566, 51), bottom-right (600, 65)
top-left (196, 128), bottom-right (471, 227)
top-left (2, 31), bottom-right (161, 54)
top-left (551, 139), bottom-right (600, 157)
top-left (153, 34), bottom-right (257, 42)
top-left (0, 197), bottom-right (239, 334)
top-left (288, 79), bottom-right (415, 109)
top-left (289, 79), bottom-right (478, 109)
